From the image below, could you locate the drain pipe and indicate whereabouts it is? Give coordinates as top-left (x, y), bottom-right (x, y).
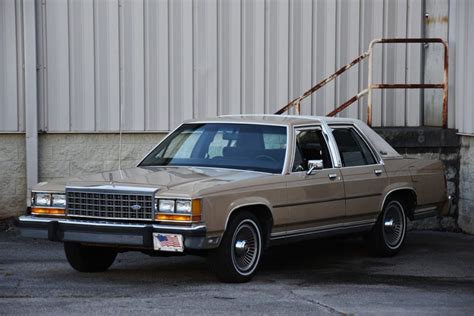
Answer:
top-left (421, 0), bottom-right (426, 126)
top-left (23, 0), bottom-right (38, 207)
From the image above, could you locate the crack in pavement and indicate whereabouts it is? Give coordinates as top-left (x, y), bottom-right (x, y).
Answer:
top-left (290, 290), bottom-right (348, 315)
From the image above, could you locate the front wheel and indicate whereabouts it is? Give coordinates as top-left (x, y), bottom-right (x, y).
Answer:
top-left (367, 199), bottom-right (407, 257)
top-left (209, 212), bottom-right (263, 283)
top-left (64, 242), bottom-right (117, 272)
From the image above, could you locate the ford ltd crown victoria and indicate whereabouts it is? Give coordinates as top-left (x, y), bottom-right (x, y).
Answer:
top-left (17, 115), bottom-right (451, 282)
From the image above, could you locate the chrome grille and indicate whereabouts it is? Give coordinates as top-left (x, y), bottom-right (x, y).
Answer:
top-left (66, 188), bottom-right (155, 221)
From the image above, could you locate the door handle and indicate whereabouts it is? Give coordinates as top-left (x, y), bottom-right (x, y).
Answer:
top-left (374, 169), bottom-right (383, 176)
top-left (328, 173), bottom-right (338, 180)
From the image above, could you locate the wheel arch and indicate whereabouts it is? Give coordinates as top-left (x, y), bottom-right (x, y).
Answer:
top-left (224, 200), bottom-right (274, 248)
top-left (380, 186), bottom-right (417, 219)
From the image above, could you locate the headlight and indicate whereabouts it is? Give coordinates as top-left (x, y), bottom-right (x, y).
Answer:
top-left (155, 198), bottom-right (201, 222)
top-left (175, 200), bottom-right (192, 214)
top-left (158, 199), bottom-right (175, 213)
top-left (34, 193), bottom-right (52, 206)
top-left (31, 191), bottom-right (66, 216)
top-left (51, 193), bottom-right (66, 207)
top-left (32, 192), bottom-right (66, 208)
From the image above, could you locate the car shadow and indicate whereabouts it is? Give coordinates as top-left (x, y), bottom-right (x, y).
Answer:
top-left (45, 233), bottom-right (474, 291)
top-left (50, 235), bottom-right (375, 284)
top-left (44, 235), bottom-right (368, 286)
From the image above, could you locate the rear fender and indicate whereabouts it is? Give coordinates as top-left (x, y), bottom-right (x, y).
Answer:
top-left (379, 184), bottom-right (417, 216)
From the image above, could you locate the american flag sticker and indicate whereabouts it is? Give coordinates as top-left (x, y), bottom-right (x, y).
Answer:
top-left (153, 233), bottom-right (184, 252)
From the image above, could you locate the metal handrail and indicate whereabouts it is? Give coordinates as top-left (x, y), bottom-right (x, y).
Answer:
top-left (275, 38), bottom-right (449, 128)
top-left (274, 52), bottom-right (370, 115)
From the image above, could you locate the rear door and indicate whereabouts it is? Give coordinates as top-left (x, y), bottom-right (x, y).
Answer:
top-left (330, 125), bottom-right (388, 222)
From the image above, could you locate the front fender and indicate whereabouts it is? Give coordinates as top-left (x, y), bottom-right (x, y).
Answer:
top-left (225, 197), bottom-right (274, 231)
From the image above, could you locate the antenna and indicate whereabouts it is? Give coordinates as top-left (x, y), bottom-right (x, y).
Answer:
top-left (118, 101), bottom-right (124, 179)
top-left (118, 8), bottom-right (125, 179)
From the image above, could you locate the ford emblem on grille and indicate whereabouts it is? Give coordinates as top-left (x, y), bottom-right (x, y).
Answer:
top-left (131, 204), bottom-right (142, 211)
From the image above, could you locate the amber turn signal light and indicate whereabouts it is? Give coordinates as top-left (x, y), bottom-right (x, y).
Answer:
top-left (192, 199), bottom-right (202, 217)
top-left (31, 207), bottom-right (65, 216)
top-left (154, 214), bottom-right (201, 222)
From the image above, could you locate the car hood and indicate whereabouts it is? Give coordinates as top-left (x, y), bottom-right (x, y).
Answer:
top-left (34, 166), bottom-right (271, 196)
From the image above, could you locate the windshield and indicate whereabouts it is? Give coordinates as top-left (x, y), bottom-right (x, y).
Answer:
top-left (140, 123), bottom-right (287, 173)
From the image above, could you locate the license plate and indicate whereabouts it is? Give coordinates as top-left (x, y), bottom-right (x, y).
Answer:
top-left (153, 233), bottom-right (184, 252)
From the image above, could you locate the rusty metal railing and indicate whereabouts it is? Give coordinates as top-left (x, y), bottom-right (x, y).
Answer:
top-left (275, 38), bottom-right (449, 128)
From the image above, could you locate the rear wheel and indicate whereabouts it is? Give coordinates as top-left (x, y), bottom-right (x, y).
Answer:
top-left (209, 212), bottom-right (263, 283)
top-left (367, 199), bottom-right (407, 256)
top-left (64, 242), bottom-right (117, 272)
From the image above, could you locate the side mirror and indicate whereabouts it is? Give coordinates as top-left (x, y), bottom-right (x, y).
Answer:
top-left (306, 159), bottom-right (324, 175)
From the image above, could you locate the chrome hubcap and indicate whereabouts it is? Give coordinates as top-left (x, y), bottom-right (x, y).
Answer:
top-left (383, 202), bottom-right (405, 248)
top-left (235, 240), bottom-right (249, 256)
top-left (231, 221), bottom-right (260, 275)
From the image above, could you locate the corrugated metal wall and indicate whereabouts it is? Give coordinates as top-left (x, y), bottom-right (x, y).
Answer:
top-left (1, 0), bottom-right (469, 133)
top-left (450, 0), bottom-right (474, 135)
top-left (0, 0), bottom-right (22, 132)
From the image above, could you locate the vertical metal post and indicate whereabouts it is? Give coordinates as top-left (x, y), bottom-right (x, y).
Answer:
top-left (442, 42), bottom-right (449, 128)
top-left (23, 0), bottom-right (38, 206)
top-left (367, 40), bottom-right (376, 127)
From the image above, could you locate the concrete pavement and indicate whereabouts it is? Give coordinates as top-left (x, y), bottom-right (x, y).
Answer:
top-left (1, 229), bottom-right (473, 315)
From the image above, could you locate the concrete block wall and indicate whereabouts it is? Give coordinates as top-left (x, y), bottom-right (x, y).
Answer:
top-left (38, 133), bottom-right (163, 184)
top-left (0, 135), bottom-right (26, 219)
top-left (458, 136), bottom-right (474, 234)
top-left (0, 133), bottom-right (164, 219)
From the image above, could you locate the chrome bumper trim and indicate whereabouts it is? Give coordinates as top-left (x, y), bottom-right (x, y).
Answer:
top-left (18, 216), bottom-right (205, 231)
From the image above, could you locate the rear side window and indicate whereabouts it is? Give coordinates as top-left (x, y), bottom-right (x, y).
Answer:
top-left (332, 127), bottom-right (376, 167)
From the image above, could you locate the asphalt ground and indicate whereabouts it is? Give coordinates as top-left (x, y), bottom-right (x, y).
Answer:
top-left (0, 229), bottom-right (473, 315)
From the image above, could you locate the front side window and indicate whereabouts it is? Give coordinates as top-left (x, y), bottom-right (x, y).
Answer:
top-left (331, 127), bottom-right (376, 167)
top-left (292, 128), bottom-right (332, 172)
top-left (140, 123), bottom-right (287, 173)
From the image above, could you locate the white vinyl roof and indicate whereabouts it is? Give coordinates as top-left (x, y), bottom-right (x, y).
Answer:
top-left (216, 114), bottom-right (402, 159)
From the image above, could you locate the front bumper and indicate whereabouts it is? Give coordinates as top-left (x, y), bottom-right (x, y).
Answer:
top-left (16, 216), bottom-right (211, 250)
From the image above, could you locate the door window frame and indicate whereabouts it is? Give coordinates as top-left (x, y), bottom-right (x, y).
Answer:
top-left (290, 124), bottom-right (339, 173)
top-left (328, 124), bottom-right (384, 168)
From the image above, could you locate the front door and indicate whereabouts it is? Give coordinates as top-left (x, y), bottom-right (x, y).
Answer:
top-left (282, 126), bottom-right (346, 235)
